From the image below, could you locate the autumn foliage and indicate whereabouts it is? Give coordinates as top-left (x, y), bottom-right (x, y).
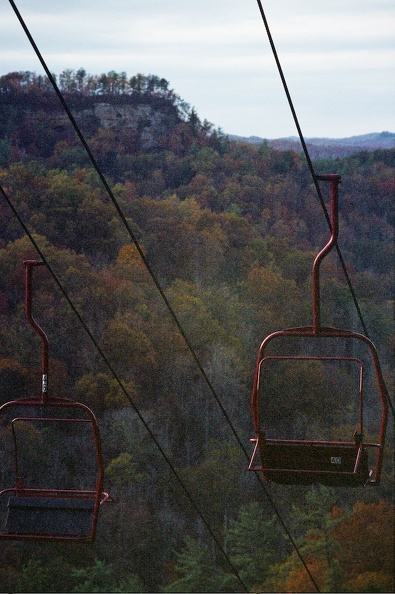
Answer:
top-left (0, 70), bottom-right (393, 592)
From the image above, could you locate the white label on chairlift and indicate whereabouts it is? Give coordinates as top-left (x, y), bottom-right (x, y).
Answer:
top-left (331, 456), bottom-right (341, 465)
top-left (42, 374), bottom-right (48, 392)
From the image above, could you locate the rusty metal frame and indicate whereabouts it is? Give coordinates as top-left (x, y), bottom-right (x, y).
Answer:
top-left (249, 175), bottom-right (389, 486)
top-left (0, 261), bottom-right (110, 541)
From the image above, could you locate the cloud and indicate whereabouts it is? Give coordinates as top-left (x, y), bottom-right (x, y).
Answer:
top-left (0, 0), bottom-right (394, 138)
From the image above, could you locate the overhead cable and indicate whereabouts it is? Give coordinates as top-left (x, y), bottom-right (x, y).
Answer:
top-left (255, 0), bottom-right (370, 338)
top-left (12, 1), bottom-right (395, 590)
top-left (255, 0), bottom-right (394, 423)
top-left (0, 180), bottom-right (249, 593)
top-left (6, 1), bottom-right (321, 590)
top-left (6, 1), bottom-right (333, 589)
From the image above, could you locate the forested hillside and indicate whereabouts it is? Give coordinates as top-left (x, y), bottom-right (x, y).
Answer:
top-left (0, 70), bottom-right (393, 593)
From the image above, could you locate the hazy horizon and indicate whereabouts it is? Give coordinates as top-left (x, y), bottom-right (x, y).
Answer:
top-left (1, 1), bottom-right (394, 139)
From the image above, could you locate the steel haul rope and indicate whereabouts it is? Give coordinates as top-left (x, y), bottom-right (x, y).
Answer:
top-left (255, 0), bottom-right (370, 339)
top-left (4, 1), bottom-right (352, 590)
top-left (0, 180), bottom-right (249, 592)
top-left (5, 1), bottom-right (392, 591)
top-left (255, 0), bottom-right (394, 423)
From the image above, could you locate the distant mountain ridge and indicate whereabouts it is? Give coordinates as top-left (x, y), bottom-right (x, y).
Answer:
top-left (229, 131), bottom-right (395, 158)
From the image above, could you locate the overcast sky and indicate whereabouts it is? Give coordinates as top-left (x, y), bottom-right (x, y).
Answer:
top-left (1, 0), bottom-right (394, 139)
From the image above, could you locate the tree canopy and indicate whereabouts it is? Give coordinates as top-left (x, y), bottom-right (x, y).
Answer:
top-left (0, 69), bottom-right (393, 593)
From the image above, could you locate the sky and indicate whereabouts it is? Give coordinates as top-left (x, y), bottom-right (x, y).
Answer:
top-left (0, 0), bottom-right (394, 139)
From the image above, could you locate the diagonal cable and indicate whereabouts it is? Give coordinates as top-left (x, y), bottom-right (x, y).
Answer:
top-left (255, 0), bottom-right (370, 338)
top-left (1, 180), bottom-right (322, 594)
top-left (0, 180), bottom-right (249, 593)
top-left (4, 1), bottom-right (337, 589)
top-left (2, 173), bottom-right (320, 591)
top-left (7, 0), bottom-right (244, 450)
top-left (255, 0), bottom-right (394, 423)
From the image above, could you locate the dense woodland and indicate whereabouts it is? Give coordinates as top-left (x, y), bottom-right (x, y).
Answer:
top-left (0, 70), bottom-right (394, 593)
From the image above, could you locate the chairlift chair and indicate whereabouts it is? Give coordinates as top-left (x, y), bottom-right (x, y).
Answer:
top-left (0, 260), bottom-right (110, 541)
top-left (249, 175), bottom-right (389, 487)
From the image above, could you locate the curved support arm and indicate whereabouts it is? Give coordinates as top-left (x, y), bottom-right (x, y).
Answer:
top-left (24, 260), bottom-right (48, 403)
top-left (312, 174), bottom-right (341, 333)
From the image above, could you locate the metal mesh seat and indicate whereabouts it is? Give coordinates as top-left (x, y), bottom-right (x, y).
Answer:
top-left (6, 495), bottom-right (96, 537)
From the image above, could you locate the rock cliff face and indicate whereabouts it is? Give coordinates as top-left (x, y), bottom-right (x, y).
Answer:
top-left (92, 102), bottom-right (153, 127)
top-left (0, 75), bottom-right (184, 155)
top-left (91, 102), bottom-right (169, 148)
top-left (26, 98), bottom-right (174, 151)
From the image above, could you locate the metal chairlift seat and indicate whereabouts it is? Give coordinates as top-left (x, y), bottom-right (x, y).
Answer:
top-left (248, 176), bottom-right (389, 487)
top-left (6, 495), bottom-right (96, 538)
top-left (252, 435), bottom-right (370, 487)
top-left (0, 395), bottom-right (109, 541)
